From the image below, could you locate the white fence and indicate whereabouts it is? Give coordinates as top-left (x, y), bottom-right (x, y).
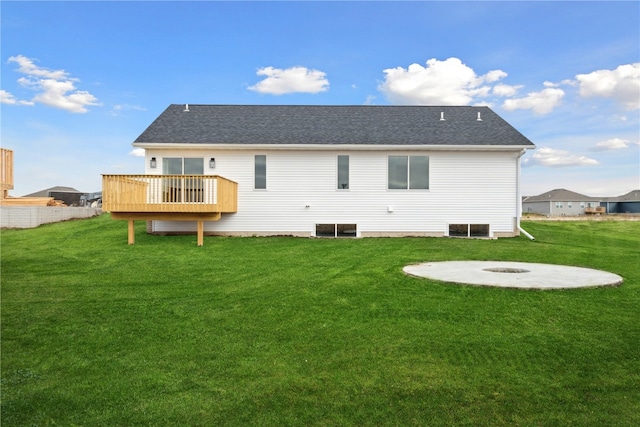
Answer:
top-left (1, 207), bottom-right (102, 229)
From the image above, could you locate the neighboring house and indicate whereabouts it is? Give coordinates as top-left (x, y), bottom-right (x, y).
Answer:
top-left (601, 190), bottom-right (640, 214)
top-left (24, 186), bottom-right (86, 206)
top-left (103, 104), bottom-right (535, 245)
top-left (522, 189), bottom-right (602, 216)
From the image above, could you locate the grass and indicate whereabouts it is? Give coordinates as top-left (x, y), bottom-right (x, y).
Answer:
top-left (1, 215), bottom-right (639, 426)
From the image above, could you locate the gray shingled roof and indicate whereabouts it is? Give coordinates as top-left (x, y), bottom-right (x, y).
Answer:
top-left (24, 186), bottom-right (83, 197)
top-left (523, 189), bottom-right (601, 202)
top-left (602, 190), bottom-right (640, 202)
top-left (134, 104), bottom-right (535, 147)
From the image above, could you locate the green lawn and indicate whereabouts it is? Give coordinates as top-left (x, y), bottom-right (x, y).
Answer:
top-left (1, 215), bottom-right (639, 426)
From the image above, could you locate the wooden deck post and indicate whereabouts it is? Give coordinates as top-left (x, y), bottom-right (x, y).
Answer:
top-left (197, 220), bottom-right (204, 246)
top-left (128, 220), bottom-right (135, 245)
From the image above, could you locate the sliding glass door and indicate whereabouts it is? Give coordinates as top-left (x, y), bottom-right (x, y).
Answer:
top-left (162, 158), bottom-right (204, 202)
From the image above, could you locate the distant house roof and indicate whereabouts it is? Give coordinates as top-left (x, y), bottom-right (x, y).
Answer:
top-left (602, 189), bottom-right (640, 202)
top-left (133, 104), bottom-right (535, 148)
top-left (24, 186), bottom-right (83, 198)
top-left (523, 189), bottom-right (601, 203)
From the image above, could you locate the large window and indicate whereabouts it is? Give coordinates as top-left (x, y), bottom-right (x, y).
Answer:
top-left (255, 155), bottom-right (266, 189)
top-left (337, 155), bottom-right (349, 189)
top-left (388, 155), bottom-right (429, 189)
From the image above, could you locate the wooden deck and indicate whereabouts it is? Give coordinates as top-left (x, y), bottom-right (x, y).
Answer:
top-left (585, 206), bottom-right (606, 215)
top-left (102, 174), bottom-right (238, 245)
top-left (1, 148), bottom-right (14, 199)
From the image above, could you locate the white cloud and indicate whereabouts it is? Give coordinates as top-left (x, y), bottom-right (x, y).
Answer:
top-left (590, 138), bottom-right (637, 151)
top-left (523, 147), bottom-right (599, 168)
top-left (502, 87), bottom-right (565, 115)
top-left (484, 69), bottom-right (508, 83)
top-left (248, 66), bottom-right (329, 95)
top-left (3, 55), bottom-right (100, 113)
top-left (129, 148), bottom-right (146, 157)
top-left (9, 54), bottom-right (70, 80)
top-left (493, 83), bottom-right (522, 97)
top-left (378, 57), bottom-right (507, 105)
top-left (576, 63), bottom-right (640, 110)
top-left (28, 78), bottom-right (99, 113)
top-left (110, 104), bottom-right (147, 116)
top-left (0, 89), bottom-right (33, 106)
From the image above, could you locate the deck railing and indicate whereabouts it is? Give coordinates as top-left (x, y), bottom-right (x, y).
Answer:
top-left (102, 174), bottom-right (237, 213)
top-left (1, 148), bottom-right (14, 198)
top-left (585, 206), bottom-right (606, 214)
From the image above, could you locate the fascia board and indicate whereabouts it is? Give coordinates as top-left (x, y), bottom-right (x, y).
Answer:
top-left (133, 142), bottom-right (535, 151)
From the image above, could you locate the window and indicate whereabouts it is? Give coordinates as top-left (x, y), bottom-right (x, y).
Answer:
top-left (567, 202), bottom-right (572, 208)
top-left (470, 224), bottom-right (490, 237)
top-left (555, 202), bottom-right (563, 208)
top-left (388, 156), bottom-right (429, 189)
top-left (255, 155), bottom-right (266, 189)
top-left (449, 224), bottom-right (468, 237)
top-left (449, 224), bottom-right (489, 238)
top-left (337, 155), bottom-right (349, 189)
top-left (315, 224), bottom-right (357, 238)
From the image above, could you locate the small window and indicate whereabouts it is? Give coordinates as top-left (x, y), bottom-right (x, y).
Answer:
top-left (449, 224), bottom-right (468, 237)
top-left (315, 224), bottom-right (357, 238)
top-left (255, 155), bottom-right (266, 189)
top-left (337, 224), bottom-right (357, 237)
top-left (388, 155), bottom-right (429, 189)
top-left (449, 224), bottom-right (489, 238)
top-left (469, 224), bottom-right (489, 237)
top-left (555, 202), bottom-right (563, 208)
top-left (315, 224), bottom-right (335, 237)
top-left (337, 155), bottom-right (349, 189)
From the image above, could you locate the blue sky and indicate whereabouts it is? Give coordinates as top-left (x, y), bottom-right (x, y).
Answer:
top-left (2, 1), bottom-right (638, 197)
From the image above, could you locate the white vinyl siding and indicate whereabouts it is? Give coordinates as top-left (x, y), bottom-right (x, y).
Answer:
top-left (149, 149), bottom-right (519, 237)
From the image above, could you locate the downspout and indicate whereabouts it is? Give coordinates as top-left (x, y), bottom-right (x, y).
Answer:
top-left (518, 225), bottom-right (535, 241)
top-left (516, 149), bottom-right (535, 240)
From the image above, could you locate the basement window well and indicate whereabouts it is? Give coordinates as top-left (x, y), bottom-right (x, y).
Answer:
top-left (315, 224), bottom-right (357, 238)
top-left (448, 224), bottom-right (490, 238)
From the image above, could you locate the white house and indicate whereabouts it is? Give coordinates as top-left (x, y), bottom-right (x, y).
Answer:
top-left (103, 105), bottom-right (535, 244)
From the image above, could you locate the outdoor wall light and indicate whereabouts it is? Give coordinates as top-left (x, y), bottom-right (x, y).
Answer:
top-left (150, 157), bottom-right (157, 168)
top-left (209, 157), bottom-right (216, 168)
